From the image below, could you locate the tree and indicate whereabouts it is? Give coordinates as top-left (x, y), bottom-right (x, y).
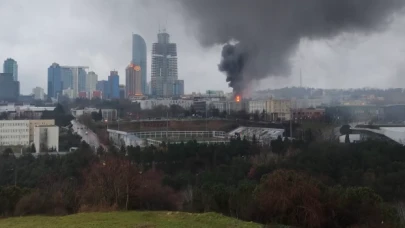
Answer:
top-left (345, 133), bottom-right (350, 143)
top-left (340, 125), bottom-right (351, 135)
top-left (254, 170), bottom-right (324, 227)
top-left (30, 144), bottom-right (36, 153)
top-left (2, 148), bottom-right (13, 157)
top-left (54, 103), bottom-right (65, 115)
top-left (253, 111), bottom-right (260, 121)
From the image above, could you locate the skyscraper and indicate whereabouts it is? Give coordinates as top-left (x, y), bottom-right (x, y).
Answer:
top-left (48, 64), bottom-right (89, 99)
top-left (126, 63), bottom-right (143, 98)
top-left (96, 80), bottom-right (110, 99)
top-left (132, 34), bottom-right (147, 95)
top-left (86, 71), bottom-right (98, 96)
top-left (48, 63), bottom-right (62, 99)
top-left (0, 73), bottom-right (19, 101)
top-left (119, 85), bottom-right (125, 99)
top-left (151, 29), bottom-right (178, 97)
top-left (3, 58), bottom-right (18, 81)
top-left (173, 80), bottom-right (185, 96)
top-left (108, 71), bottom-right (120, 99)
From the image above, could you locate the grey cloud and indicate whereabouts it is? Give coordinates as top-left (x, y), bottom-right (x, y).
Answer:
top-left (177, 0), bottom-right (405, 94)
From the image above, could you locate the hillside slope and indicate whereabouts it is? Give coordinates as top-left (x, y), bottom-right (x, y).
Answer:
top-left (0, 211), bottom-right (262, 228)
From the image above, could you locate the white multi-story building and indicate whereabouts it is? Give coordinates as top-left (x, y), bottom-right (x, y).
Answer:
top-left (0, 120), bottom-right (30, 146)
top-left (0, 119), bottom-right (56, 148)
top-left (32, 87), bottom-right (45, 100)
top-left (137, 99), bottom-right (193, 110)
top-left (86, 71), bottom-right (98, 98)
top-left (29, 119), bottom-right (55, 142)
top-left (249, 100), bottom-right (267, 113)
top-left (34, 125), bottom-right (59, 152)
top-left (266, 99), bottom-right (292, 121)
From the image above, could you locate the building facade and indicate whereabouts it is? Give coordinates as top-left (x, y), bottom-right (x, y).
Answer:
top-left (119, 85), bottom-right (125, 99)
top-left (292, 108), bottom-right (325, 121)
top-left (249, 100), bottom-right (267, 113)
top-left (0, 120), bottom-right (30, 146)
top-left (173, 80), bottom-right (184, 96)
top-left (137, 99), bottom-right (193, 110)
top-left (266, 99), bottom-right (292, 121)
top-left (151, 30), bottom-right (178, 97)
top-left (108, 71), bottom-right (120, 99)
top-left (32, 87), bottom-right (45, 100)
top-left (96, 80), bottom-right (109, 99)
top-left (34, 125), bottom-right (59, 152)
top-left (3, 58), bottom-right (18, 81)
top-left (126, 63), bottom-right (143, 98)
top-left (132, 34), bottom-right (147, 95)
top-left (47, 63), bottom-right (62, 99)
top-left (86, 71), bottom-right (98, 98)
top-left (29, 119), bottom-right (55, 143)
top-left (0, 73), bottom-right (20, 102)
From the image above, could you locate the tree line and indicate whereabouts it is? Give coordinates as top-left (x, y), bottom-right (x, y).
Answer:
top-left (0, 138), bottom-right (405, 227)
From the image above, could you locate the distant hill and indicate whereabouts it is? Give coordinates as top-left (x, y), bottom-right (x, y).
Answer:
top-left (0, 211), bottom-right (264, 228)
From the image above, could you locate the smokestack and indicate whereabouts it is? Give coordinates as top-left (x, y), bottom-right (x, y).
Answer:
top-left (178, 0), bottom-right (405, 91)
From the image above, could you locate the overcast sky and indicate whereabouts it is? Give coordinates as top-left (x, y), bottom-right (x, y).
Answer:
top-left (1, 0), bottom-right (405, 94)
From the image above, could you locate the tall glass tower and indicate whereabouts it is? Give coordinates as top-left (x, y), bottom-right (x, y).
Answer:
top-left (3, 58), bottom-right (18, 81)
top-left (47, 63), bottom-right (62, 99)
top-left (132, 34), bottom-right (147, 95)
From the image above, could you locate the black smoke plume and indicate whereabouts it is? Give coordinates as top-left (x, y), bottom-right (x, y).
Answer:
top-left (178, 0), bottom-right (405, 94)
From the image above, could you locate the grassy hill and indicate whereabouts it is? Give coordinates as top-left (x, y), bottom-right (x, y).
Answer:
top-left (0, 211), bottom-right (263, 228)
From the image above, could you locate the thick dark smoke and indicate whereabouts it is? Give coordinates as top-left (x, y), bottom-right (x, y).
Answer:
top-left (178, 0), bottom-right (405, 94)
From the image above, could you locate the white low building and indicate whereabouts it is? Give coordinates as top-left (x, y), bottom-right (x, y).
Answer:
top-left (34, 125), bottom-right (59, 152)
top-left (0, 120), bottom-right (30, 146)
top-left (71, 108), bottom-right (117, 121)
top-left (137, 99), bottom-right (194, 110)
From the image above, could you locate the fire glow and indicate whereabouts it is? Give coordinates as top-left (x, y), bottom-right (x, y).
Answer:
top-left (235, 95), bottom-right (241, 103)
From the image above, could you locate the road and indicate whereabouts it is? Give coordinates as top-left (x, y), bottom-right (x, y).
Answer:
top-left (71, 120), bottom-right (104, 151)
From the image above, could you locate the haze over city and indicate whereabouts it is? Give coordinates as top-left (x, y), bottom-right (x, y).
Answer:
top-left (1, 0), bottom-right (405, 94)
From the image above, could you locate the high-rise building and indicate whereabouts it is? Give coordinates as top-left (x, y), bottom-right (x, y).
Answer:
top-left (86, 71), bottom-right (98, 96)
top-left (47, 63), bottom-right (62, 99)
top-left (119, 85), bottom-right (125, 99)
top-left (78, 68), bottom-right (87, 93)
top-left (0, 73), bottom-right (19, 102)
top-left (3, 58), bottom-right (18, 81)
top-left (132, 34), bottom-right (147, 95)
top-left (48, 64), bottom-right (89, 99)
top-left (32, 87), bottom-right (45, 100)
top-left (60, 67), bottom-right (73, 90)
top-left (61, 66), bottom-right (88, 98)
top-left (173, 80), bottom-right (185, 96)
top-left (151, 30), bottom-right (178, 97)
top-left (126, 63), bottom-right (143, 98)
top-left (96, 80), bottom-right (110, 99)
top-left (108, 71), bottom-right (119, 99)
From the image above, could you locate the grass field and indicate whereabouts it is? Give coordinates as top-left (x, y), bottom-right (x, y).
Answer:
top-left (0, 211), bottom-right (263, 228)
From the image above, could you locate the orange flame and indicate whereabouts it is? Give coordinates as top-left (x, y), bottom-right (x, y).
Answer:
top-left (235, 95), bottom-right (241, 102)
